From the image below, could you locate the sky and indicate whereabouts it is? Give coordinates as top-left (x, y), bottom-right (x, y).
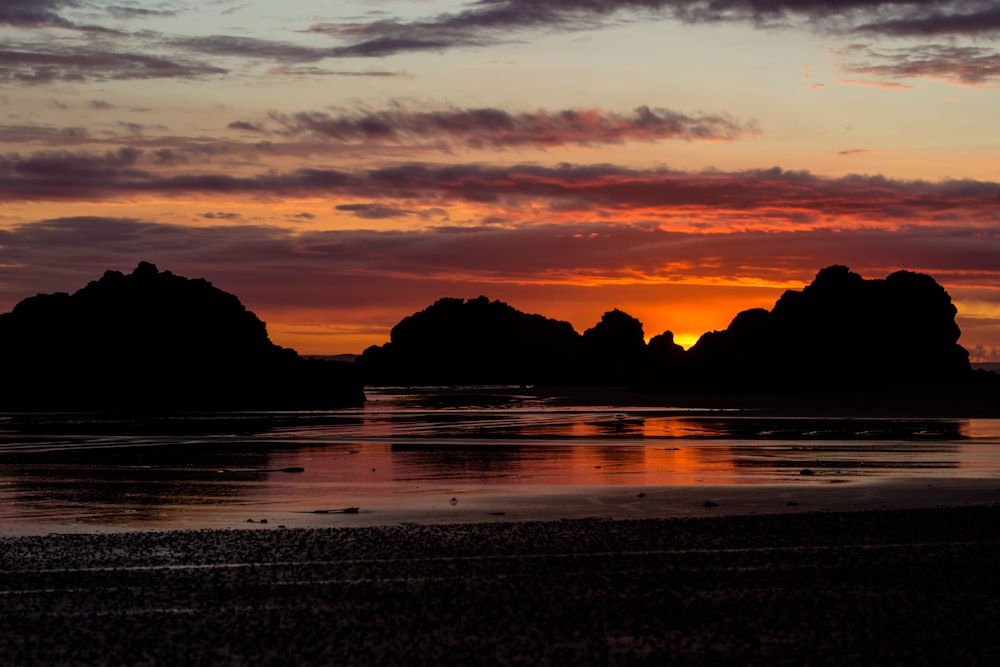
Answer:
top-left (2, 0), bottom-right (999, 360)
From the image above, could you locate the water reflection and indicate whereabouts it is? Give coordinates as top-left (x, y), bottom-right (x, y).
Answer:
top-left (0, 388), bottom-right (998, 528)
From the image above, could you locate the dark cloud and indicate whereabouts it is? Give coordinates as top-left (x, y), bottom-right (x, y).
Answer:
top-left (2, 153), bottom-right (999, 227)
top-left (853, 3), bottom-right (1000, 36)
top-left (0, 124), bottom-right (92, 145)
top-left (265, 105), bottom-right (758, 148)
top-left (3, 216), bottom-right (1000, 315)
top-left (269, 66), bottom-right (402, 77)
top-left (336, 203), bottom-right (415, 220)
top-left (201, 211), bottom-right (243, 221)
top-left (106, 6), bottom-right (179, 20)
top-left (0, 45), bottom-right (227, 83)
top-left (228, 120), bottom-right (265, 132)
top-left (0, 0), bottom-right (79, 29)
top-left (169, 35), bottom-right (335, 63)
top-left (841, 44), bottom-right (1000, 86)
top-left (313, 1), bottom-right (988, 59)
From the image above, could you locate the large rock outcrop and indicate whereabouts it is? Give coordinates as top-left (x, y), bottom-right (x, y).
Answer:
top-left (356, 296), bottom-right (583, 385)
top-left (355, 266), bottom-right (975, 393)
top-left (684, 265), bottom-right (971, 392)
top-left (0, 262), bottom-right (364, 410)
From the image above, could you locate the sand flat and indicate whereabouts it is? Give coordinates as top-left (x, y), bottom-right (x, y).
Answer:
top-left (3, 494), bottom-right (1000, 665)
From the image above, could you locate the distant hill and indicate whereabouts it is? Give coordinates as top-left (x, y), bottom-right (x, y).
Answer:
top-left (357, 266), bottom-right (980, 393)
top-left (0, 262), bottom-right (364, 410)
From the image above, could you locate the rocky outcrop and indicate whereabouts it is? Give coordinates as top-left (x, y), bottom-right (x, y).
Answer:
top-left (581, 309), bottom-right (650, 385)
top-left (356, 266), bottom-right (975, 393)
top-left (355, 296), bottom-right (583, 385)
top-left (0, 262), bottom-right (364, 410)
top-left (684, 265), bottom-right (971, 392)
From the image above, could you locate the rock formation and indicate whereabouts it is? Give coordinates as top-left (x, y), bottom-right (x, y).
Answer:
top-left (356, 266), bottom-right (975, 393)
top-left (684, 265), bottom-right (971, 392)
top-left (355, 296), bottom-right (583, 385)
top-left (0, 262), bottom-right (364, 410)
top-left (581, 309), bottom-right (650, 385)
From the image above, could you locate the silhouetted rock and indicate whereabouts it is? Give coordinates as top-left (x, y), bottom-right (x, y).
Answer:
top-left (355, 266), bottom-right (979, 396)
top-left (355, 296), bottom-right (582, 385)
top-left (0, 262), bottom-right (364, 410)
top-left (582, 309), bottom-right (650, 385)
top-left (684, 265), bottom-right (971, 392)
top-left (648, 330), bottom-right (685, 364)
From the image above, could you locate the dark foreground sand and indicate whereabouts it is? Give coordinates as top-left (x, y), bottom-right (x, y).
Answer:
top-left (3, 503), bottom-right (1000, 666)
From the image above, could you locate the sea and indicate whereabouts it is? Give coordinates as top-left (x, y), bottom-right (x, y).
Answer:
top-left (2, 386), bottom-right (1000, 534)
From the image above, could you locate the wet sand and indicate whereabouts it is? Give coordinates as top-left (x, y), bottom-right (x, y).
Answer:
top-left (3, 483), bottom-right (1000, 665)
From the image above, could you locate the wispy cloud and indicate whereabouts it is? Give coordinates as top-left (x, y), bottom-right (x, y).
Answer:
top-left (0, 0), bottom-right (83, 29)
top-left (7, 1), bottom-right (993, 88)
top-left (0, 45), bottom-right (227, 83)
top-left (838, 78), bottom-right (915, 90)
top-left (853, 2), bottom-right (1000, 37)
top-left (312, 1), bottom-right (998, 58)
top-left (2, 153), bottom-right (998, 228)
top-left (840, 44), bottom-right (1000, 87)
top-left (252, 105), bottom-right (759, 149)
top-left (335, 203), bottom-right (416, 220)
top-left (168, 34), bottom-right (335, 63)
top-left (3, 217), bottom-right (999, 310)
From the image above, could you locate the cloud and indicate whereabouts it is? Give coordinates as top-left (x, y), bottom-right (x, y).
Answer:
top-left (106, 6), bottom-right (180, 20)
top-left (0, 45), bottom-right (227, 83)
top-left (2, 153), bottom-right (999, 228)
top-left (262, 105), bottom-right (759, 149)
top-left (336, 203), bottom-right (416, 220)
top-left (840, 44), bottom-right (1000, 87)
top-left (0, 0), bottom-right (79, 29)
top-left (312, 1), bottom-right (996, 59)
top-left (853, 3), bottom-right (1000, 37)
top-left (201, 211), bottom-right (244, 221)
top-left (4, 216), bottom-right (1000, 308)
top-left (839, 78), bottom-right (915, 90)
top-left (267, 66), bottom-right (404, 77)
top-left (227, 121), bottom-right (265, 132)
top-left (168, 35), bottom-right (335, 63)
top-left (0, 0), bottom-right (124, 33)
top-left (0, 124), bottom-right (92, 145)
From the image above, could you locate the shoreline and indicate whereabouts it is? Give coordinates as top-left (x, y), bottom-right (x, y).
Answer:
top-left (4, 475), bottom-right (1000, 537)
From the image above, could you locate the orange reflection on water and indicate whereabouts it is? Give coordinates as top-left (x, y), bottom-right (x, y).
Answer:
top-left (263, 438), bottom-right (741, 499)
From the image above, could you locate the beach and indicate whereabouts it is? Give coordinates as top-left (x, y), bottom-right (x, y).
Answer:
top-left (3, 483), bottom-right (1000, 666)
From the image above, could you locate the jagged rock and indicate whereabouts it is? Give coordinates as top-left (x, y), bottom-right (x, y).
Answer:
top-left (0, 262), bottom-right (364, 410)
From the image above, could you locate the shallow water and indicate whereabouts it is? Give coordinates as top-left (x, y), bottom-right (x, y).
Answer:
top-left (2, 387), bottom-right (999, 531)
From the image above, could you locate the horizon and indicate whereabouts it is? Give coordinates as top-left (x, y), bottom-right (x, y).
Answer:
top-left (2, 1), bottom-right (998, 362)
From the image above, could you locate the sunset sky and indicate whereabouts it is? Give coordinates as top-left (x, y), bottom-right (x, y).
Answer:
top-left (2, 0), bottom-right (999, 359)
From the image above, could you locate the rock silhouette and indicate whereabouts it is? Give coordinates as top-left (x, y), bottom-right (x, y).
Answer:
top-left (683, 265), bottom-right (972, 392)
top-left (0, 262), bottom-right (363, 410)
top-left (355, 296), bottom-right (583, 385)
top-left (581, 309), bottom-right (650, 385)
top-left (357, 266), bottom-right (978, 393)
